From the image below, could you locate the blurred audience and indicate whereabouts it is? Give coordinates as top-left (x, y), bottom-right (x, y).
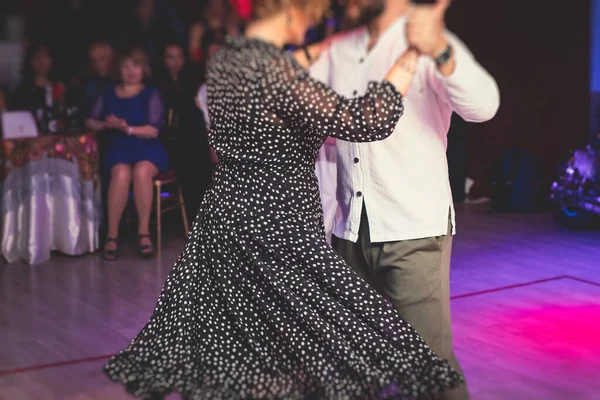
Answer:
top-left (85, 47), bottom-right (168, 261)
top-left (115, 0), bottom-right (187, 70)
top-left (1, 0), bottom-right (346, 252)
top-left (80, 42), bottom-right (115, 117)
top-left (158, 42), bottom-right (213, 221)
top-left (158, 42), bottom-right (196, 111)
top-left (11, 43), bottom-right (67, 112)
top-left (7, 0), bottom-right (344, 118)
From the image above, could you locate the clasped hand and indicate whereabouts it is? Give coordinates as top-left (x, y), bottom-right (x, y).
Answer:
top-left (104, 115), bottom-right (129, 132)
top-left (406, 0), bottom-right (450, 58)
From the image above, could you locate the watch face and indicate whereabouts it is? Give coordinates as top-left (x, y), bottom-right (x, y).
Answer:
top-left (436, 46), bottom-right (452, 66)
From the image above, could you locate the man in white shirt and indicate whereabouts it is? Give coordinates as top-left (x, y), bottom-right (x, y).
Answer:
top-left (310, 1), bottom-right (499, 398)
top-left (313, 1), bottom-right (366, 244)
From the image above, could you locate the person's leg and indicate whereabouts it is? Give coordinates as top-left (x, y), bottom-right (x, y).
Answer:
top-left (436, 230), bottom-right (467, 394)
top-left (105, 164), bottom-right (132, 258)
top-left (132, 161), bottom-right (158, 252)
top-left (361, 216), bottom-right (467, 400)
top-left (331, 208), bottom-right (383, 294)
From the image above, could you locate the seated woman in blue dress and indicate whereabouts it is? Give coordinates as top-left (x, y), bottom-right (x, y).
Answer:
top-left (85, 47), bottom-right (168, 260)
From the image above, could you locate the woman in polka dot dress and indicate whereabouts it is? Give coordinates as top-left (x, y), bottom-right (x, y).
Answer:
top-left (104, 0), bottom-right (464, 399)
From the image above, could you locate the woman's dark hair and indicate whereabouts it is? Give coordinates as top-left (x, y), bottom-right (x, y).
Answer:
top-left (160, 41), bottom-right (190, 75)
top-left (20, 42), bottom-right (57, 83)
top-left (157, 41), bottom-right (201, 97)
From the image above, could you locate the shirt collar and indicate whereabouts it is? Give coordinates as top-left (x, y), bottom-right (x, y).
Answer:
top-left (358, 16), bottom-right (408, 53)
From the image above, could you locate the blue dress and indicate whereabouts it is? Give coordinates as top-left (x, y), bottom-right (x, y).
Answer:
top-left (90, 86), bottom-right (169, 172)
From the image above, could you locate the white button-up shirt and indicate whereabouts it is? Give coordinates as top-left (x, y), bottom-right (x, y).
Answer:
top-left (310, 17), bottom-right (499, 243)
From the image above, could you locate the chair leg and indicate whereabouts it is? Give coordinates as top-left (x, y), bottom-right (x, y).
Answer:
top-left (178, 186), bottom-right (190, 236)
top-left (155, 183), bottom-right (162, 255)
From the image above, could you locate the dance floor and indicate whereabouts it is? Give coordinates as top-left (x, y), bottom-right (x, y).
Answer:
top-left (1, 206), bottom-right (599, 400)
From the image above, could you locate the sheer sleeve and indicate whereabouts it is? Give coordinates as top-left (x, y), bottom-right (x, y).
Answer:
top-left (147, 89), bottom-right (165, 129)
top-left (88, 95), bottom-right (104, 120)
top-left (262, 53), bottom-right (404, 142)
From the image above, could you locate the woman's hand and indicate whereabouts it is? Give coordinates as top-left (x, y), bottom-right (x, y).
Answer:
top-left (115, 119), bottom-right (129, 133)
top-left (84, 118), bottom-right (107, 132)
top-left (105, 115), bottom-right (129, 132)
top-left (104, 115), bottom-right (119, 129)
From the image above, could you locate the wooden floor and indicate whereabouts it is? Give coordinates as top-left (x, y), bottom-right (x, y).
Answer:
top-left (1, 206), bottom-right (599, 400)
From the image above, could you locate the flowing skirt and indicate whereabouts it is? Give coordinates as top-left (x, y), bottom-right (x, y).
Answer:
top-left (104, 164), bottom-right (462, 399)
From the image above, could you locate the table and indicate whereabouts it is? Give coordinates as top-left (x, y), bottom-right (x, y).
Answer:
top-left (0, 133), bottom-right (101, 265)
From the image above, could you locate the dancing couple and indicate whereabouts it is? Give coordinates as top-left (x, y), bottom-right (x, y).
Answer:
top-left (104, 0), bottom-right (499, 399)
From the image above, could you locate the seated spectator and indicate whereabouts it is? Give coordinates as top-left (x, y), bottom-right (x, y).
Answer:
top-left (81, 42), bottom-right (115, 117)
top-left (158, 42), bottom-right (213, 222)
top-left (85, 47), bottom-right (168, 261)
top-left (157, 42), bottom-right (197, 114)
top-left (12, 43), bottom-right (67, 112)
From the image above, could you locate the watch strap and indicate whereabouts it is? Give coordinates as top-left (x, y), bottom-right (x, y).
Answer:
top-left (435, 45), bottom-right (453, 67)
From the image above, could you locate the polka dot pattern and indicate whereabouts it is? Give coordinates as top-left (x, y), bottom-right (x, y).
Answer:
top-left (104, 36), bottom-right (462, 399)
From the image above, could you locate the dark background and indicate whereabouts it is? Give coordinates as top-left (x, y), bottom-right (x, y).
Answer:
top-left (445, 1), bottom-right (591, 195)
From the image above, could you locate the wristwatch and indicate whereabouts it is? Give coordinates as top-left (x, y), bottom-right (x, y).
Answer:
top-left (435, 45), bottom-right (453, 67)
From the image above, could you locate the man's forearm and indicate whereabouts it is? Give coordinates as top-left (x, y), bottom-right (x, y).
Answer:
top-left (433, 36), bottom-right (500, 122)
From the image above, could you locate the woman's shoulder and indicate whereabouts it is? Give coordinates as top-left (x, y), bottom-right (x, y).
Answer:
top-left (143, 86), bottom-right (164, 103)
top-left (101, 85), bottom-right (117, 98)
top-left (142, 85), bottom-right (161, 96)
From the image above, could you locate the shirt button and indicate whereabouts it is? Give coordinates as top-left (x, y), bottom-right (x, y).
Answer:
top-left (354, 157), bottom-right (359, 163)
top-left (356, 191), bottom-right (363, 197)
top-left (353, 90), bottom-right (358, 96)
top-left (359, 57), bottom-right (365, 63)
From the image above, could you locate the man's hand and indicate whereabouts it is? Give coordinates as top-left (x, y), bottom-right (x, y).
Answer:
top-left (406, 0), bottom-right (450, 58)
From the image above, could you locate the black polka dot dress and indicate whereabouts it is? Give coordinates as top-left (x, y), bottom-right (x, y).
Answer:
top-left (104, 37), bottom-right (463, 400)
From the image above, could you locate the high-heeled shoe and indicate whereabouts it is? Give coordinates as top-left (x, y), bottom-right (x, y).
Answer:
top-left (102, 237), bottom-right (118, 261)
top-left (138, 234), bottom-right (155, 258)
